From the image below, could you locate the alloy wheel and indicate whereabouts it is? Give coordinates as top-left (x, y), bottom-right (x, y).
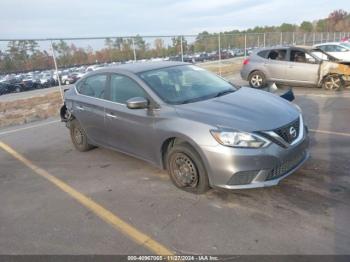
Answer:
top-left (324, 75), bottom-right (341, 91)
top-left (250, 74), bottom-right (263, 88)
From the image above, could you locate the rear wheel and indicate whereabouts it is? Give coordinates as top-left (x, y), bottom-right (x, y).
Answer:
top-left (69, 119), bottom-right (94, 152)
top-left (166, 143), bottom-right (209, 194)
top-left (248, 71), bottom-right (266, 89)
top-left (322, 74), bottom-right (344, 91)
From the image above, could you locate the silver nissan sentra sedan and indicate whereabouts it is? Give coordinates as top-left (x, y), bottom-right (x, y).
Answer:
top-left (61, 61), bottom-right (309, 194)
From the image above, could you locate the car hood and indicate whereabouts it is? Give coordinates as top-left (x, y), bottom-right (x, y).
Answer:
top-left (174, 87), bottom-right (300, 132)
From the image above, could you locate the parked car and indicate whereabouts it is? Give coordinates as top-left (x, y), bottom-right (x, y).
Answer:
top-left (39, 73), bottom-right (56, 88)
top-left (241, 46), bottom-right (350, 90)
top-left (60, 61), bottom-right (309, 193)
top-left (20, 75), bottom-right (42, 90)
top-left (314, 42), bottom-right (350, 61)
top-left (0, 82), bottom-right (22, 95)
top-left (62, 73), bottom-right (82, 85)
top-left (193, 53), bottom-right (209, 62)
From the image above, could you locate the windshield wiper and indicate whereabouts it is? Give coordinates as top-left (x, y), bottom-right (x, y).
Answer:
top-left (178, 89), bottom-right (235, 104)
top-left (214, 89), bottom-right (235, 97)
top-left (180, 97), bottom-right (207, 104)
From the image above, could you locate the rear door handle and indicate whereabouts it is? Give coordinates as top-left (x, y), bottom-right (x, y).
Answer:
top-left (106, 113), bottom-right (118, 119)
top-left (76, 105), bottom-right (84, 111)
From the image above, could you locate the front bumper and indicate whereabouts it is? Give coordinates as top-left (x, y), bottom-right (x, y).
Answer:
top-left (200, 131), bottom-right (309, 189)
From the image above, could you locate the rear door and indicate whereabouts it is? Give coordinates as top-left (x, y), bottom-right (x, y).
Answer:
top-left (263, 49), bottom-right (288, 81)
top-left (104, 73), bottom-right (156, 161)
top-left (284, 49), bottom-right (319, 85)
top-left (72, 73), bottom-right (109, 146)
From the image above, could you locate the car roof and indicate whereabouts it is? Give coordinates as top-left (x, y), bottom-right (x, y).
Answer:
top-left (254, 45), bottom-right (316, 52)
top-left (314, 42), bottom-right (343, 46)
top-left (96, 61), bottom-right (189, 74)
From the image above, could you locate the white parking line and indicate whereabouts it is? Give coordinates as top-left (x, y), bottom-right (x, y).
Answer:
top-left (0, 120), bottom-right (60, 137)
top-left (309, 129), bottom-right (350, 137)
top-left (296, 93), bottom-right (350, 98)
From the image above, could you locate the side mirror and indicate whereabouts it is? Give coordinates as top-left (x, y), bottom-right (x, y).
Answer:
top-left (126, 97), bottom-right (149, 109)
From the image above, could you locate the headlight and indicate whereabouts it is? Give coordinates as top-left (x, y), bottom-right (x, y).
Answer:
top-left (211, 130), bottom-right (270, 148)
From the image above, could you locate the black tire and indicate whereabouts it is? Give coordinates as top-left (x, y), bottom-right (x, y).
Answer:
top-left (69, 119), bottom-right (94, 152)
top-left (248, 71), bottom-right (266, 89)
top-left (322, 74), bottom-right (344, 91)
top-left (15, 86), bottom-right (21, 93)
top-left (166, 143), bottom-right (210, 194)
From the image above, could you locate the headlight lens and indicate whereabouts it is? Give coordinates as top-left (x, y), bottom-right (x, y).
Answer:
top-left (211, 130), bottom-right (270, 148)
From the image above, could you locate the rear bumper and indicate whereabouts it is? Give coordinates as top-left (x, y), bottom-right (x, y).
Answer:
top-left (200, 131), bottom-right (309, 189)
top-left (240, 68), bottom-right (249, 81)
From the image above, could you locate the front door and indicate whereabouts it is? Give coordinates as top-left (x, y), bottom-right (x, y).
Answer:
top-left (104, 73), bottom-right (156, 161)
top-left (285, 49), bottom-right (319, 85)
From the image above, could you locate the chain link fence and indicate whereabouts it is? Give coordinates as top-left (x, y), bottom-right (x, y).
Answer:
top-left (0, 31), bottom-right (350, 96)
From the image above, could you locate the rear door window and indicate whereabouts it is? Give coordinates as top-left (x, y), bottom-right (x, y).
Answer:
top-left (77, 74), bottom-right (107, 99)
top-left (257, 50), bottom-right (269, 58)
top-left (267, 49), bottom-right (287, 61)
top-left (317, 45), bottom-right (327, 51)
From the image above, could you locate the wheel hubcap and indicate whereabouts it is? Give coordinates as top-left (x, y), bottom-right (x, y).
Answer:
top-left (251, 74), bottom-right (263, 87)
top-left (325, 76), bottom-right (340, 90)
top-left (73, 128), bottom-right (83, 145)
top-left (170, 153), bottom-right (198, 188)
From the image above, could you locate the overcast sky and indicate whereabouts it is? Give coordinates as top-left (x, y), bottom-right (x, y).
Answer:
top-left (0, 0), bottom-right (348, 39)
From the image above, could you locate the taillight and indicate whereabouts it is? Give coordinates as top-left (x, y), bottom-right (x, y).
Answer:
top-left (243, 58), bottom-right (249, 65)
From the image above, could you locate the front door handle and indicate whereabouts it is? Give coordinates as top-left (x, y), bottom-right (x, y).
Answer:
top-left (106, 113), bottom-right (118, 119)
top-left (76, 105), bottom-right (84, 111)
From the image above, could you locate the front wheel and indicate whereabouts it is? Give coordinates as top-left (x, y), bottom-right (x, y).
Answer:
top-left (322, 74), bottom-right (344, 91)
top-left (166, 143), bottom-right (209, 194)
top-left (69, 119), bottom-right (94, 152)
top-left (248, 71), bottom-right (266, 89)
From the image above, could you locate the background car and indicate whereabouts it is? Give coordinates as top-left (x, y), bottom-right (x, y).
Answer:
top-left (240, 46), bottom-right (349, 90)
top-left (0, 82), bottom-right (22, 95)
top-left (20, 75), bottom-right (42, 90)
top-left (314, 42), bottom-right (350, 61)
top-left (39, 73), bottom-right (56, 88)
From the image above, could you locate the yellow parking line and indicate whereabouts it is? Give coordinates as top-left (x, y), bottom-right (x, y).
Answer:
top-left (0, 141), bottom-right (174, 256)
top-left (309, 129), bottom-right (350, 137)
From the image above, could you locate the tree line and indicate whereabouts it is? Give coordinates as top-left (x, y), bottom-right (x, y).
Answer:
top-left (0, 9), bottom-right (349, 74)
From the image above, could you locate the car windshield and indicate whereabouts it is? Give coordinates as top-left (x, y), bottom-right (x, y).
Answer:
top-left (139, 65), bottom-right (236, 104)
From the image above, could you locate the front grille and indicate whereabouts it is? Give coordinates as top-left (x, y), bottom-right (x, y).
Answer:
top-left (265, 151), bottom-right (306, 181)
top-left (274, 117), bottom-right (300, 144)
top-left (256, 132), bottom-right (288, 148)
